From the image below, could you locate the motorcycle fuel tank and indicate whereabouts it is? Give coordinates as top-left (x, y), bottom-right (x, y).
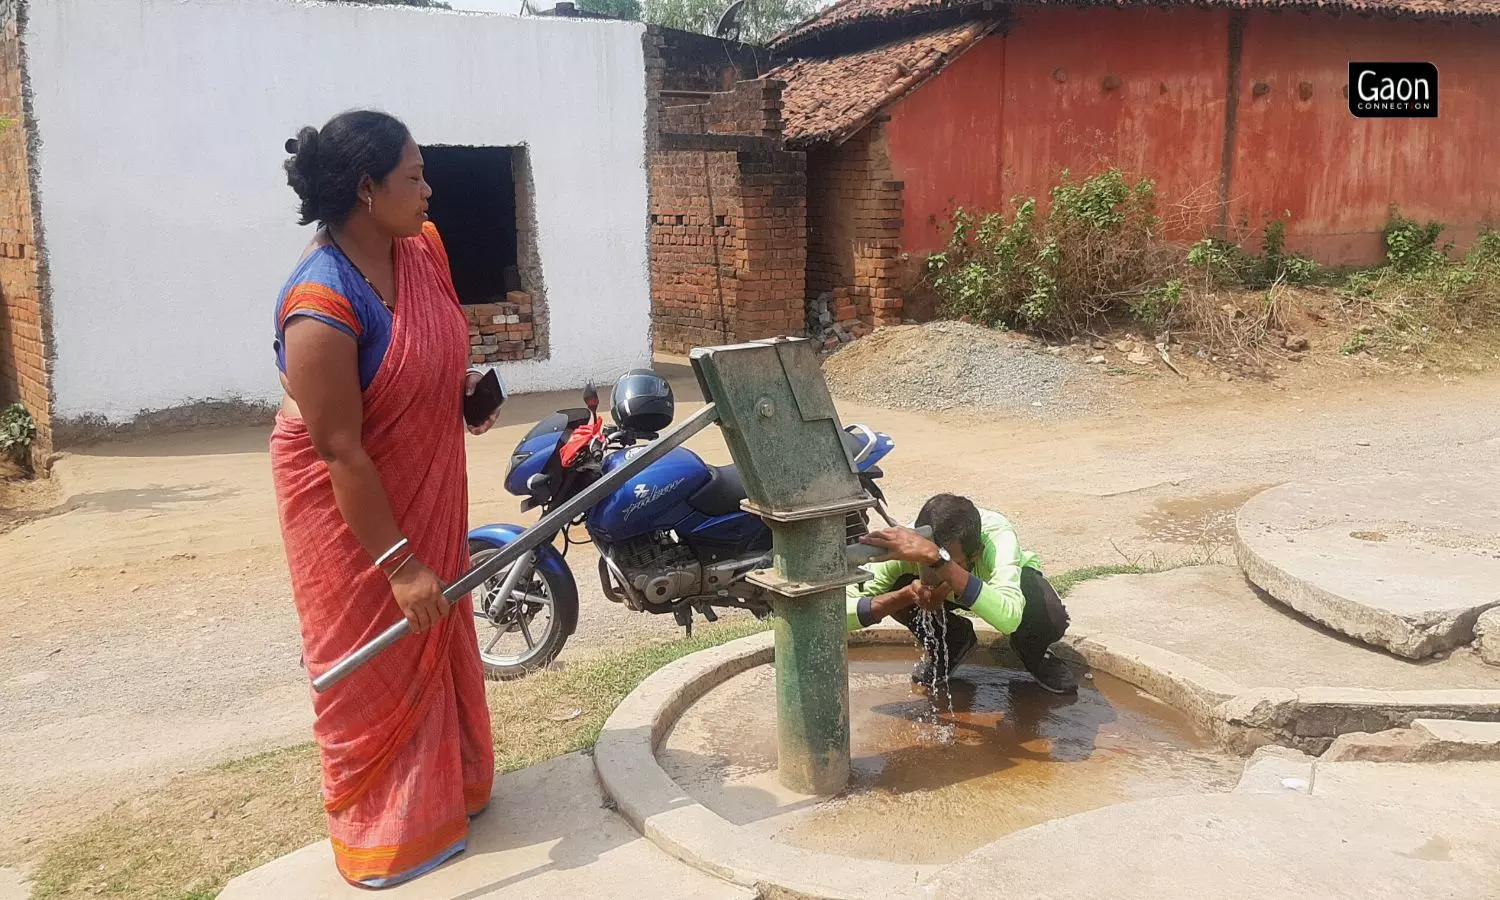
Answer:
top-left (590, 446), bottom-right (711, 542)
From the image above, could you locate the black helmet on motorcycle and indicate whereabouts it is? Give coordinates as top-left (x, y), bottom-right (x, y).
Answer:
top-left (610, 369), bottom-right (674, 433)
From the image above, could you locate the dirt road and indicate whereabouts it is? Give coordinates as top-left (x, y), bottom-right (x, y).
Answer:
top-left (2, 363), bottom-right (1498, 858)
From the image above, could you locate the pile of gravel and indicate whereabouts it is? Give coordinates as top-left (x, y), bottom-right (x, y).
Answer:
top-left (822, 321), bottom-right (1102, 417)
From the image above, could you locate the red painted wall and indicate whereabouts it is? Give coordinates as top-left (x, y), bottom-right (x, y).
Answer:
top-left (1231, 13), bottom-right (1500, 262)
top-left (881, 6), bottom-right (1500, 265)
top-left (879, 36), bottom-right (1009, 253)
top-left (886, 7), bottom-right (1229, 254)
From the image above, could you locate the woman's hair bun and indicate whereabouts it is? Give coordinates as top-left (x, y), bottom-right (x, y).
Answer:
top-left (286, 126), bottom-right (319, 166)
top-left (282, 112), bottom-right (409, 227)
top-left (283, 125), bottom-right (323, 215)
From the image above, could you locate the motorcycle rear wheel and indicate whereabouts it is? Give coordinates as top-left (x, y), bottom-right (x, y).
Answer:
top-left (468, 542), bottom-right (577, 680)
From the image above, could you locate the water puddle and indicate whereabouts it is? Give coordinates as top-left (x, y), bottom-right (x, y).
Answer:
top-left (660, 644), bottom-right (1241, 865)
top-left (1137, 486), bottom-right (1271, 546)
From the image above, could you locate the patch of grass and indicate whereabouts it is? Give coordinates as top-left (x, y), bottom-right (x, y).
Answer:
top-left (487, 619), bottom-right (768, 773)
top-left (1048, 563), bottom-right (1148, 597)
top-left (27, 620), bottom-right (770, 900)
top-left (1335, 225), bottom-right (1500, 360)
top-left (1049, 543), bottom-right (1229, 597)
top-left (28, 743), bottom-right (324, 900)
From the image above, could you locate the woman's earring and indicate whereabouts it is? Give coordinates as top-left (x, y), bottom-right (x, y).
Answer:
top-left (367, 196), bottom-right (373, 214)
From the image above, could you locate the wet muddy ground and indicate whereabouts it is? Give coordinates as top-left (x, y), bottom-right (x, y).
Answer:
top-left (660, 645), bottom-right (1242, 865)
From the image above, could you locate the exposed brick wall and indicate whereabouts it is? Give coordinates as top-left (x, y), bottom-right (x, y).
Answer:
top-left (651, 149), bottom-right (741, 353)
top-left (466, 291), bottom-right (537, 363)
top-left (660, 79), bottom-right (785, 138)
top-left (642, 27), bottom-right (666, 158)
top-left (0, 5), bottom-right (51, 467)
top-left (650, 79), bottom-right (807, 357)
top-left (804, 121), bottom-right (905, 329)
top-left (730, 149), bottom-right (806, 343)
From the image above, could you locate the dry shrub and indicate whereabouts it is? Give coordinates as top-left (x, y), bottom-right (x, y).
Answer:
top-left (925, 171), bottom-right (1318, 352)
top-left (1172, 278), bottom-right (1295, 357)
top-left (926, 178), bottom-right (1500, 364)
top-left (1334, 221), bottom-right (1500, 355)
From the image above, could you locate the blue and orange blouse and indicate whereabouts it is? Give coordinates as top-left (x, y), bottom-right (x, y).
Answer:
top-left (273, 242), bottom-right (394, 390)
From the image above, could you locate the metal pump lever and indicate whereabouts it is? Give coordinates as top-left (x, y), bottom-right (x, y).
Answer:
top-left (312, 403), bottom-right (722, 693)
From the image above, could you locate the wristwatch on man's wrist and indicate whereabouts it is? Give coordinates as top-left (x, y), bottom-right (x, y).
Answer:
top-left (931, 546), bottom-right (951, 567)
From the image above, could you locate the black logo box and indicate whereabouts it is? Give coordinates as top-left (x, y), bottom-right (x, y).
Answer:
top-left (1348, 62), bottom-right (1438, 118)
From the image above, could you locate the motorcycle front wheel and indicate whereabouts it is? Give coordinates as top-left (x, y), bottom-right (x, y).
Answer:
top-left (467, 541), bottom-right (578, 680)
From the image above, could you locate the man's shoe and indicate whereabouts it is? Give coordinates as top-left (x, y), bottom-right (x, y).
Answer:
top-left (911, 653), bottom-right (935, 687)
top-left (912, 626), bottom-right (978, 687)
top-left (1019, 648), bottom-right (1078, 695)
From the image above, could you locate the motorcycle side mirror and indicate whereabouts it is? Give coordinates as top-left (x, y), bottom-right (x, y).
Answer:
top-left (583, 382), bottom-right (599, 412)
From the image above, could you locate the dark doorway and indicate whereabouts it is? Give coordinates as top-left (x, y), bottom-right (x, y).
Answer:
top-left (421, 146), bottom-right (520, 305)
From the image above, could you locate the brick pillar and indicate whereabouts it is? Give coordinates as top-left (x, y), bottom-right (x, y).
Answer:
top-left (650, 78), bottom-right (807, 355)
top-left (734, 149), bottom-right (806, 342)
top-left (649, 149), bottom-right (743, 355)
top-left (0, 9), bottom-right (53, 469)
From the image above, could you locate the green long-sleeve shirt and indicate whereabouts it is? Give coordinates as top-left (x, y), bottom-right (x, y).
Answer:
top-left (846, 509), bottom-right (1040, 634)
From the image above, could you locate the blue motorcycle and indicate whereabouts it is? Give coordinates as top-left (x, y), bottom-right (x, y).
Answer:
top-left (465, 369), bottom-right (896, 679)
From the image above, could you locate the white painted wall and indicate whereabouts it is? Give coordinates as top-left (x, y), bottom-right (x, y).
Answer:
top-left (450, 0), bottom-right (525, 15)
top-left (25, 0), bottom-right (652, 422)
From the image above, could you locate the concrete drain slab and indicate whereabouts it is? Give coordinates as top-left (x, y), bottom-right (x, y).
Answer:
top-left (1234, 473), bottom-right (1500, 659)
top-left (1066, 566), bottom-right (1500, 694)
top-left (1061, 566), bottom-right (1500, 751)
top-left (910, 766), bottom-right (1500, 900)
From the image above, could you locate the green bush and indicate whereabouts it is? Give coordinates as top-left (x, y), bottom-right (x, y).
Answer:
top-left (927, 172), bottom-right (1500, 356)
top-left (1185, 218), bottom-right (1319, 290)
top-left (1129, 278), bottom-right (1184, 328)
top-left (0, 403), bottom-right (36, 465)
top-left (1185, 237), bottom-right (1248, 288)
top-left (927, 170), bottom-right (1162, 335)
top-left (1338, 221), bottom-right (1500, 353)
top-left (1382, 211), bottom-right (1448, 273)
top-left (1255, 218), bottom-right (1320, 286)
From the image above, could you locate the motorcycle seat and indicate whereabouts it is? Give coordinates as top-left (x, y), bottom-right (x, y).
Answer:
top-left (689, 464), bottom-right (748, 517)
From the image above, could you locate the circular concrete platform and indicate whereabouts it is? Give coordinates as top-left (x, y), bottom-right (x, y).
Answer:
top-left (595, 597), bottom-right (1500, 900)
top-left (1234, 472), bottom-right (1500, 659)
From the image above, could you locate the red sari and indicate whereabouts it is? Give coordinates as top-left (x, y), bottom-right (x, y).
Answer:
top-left (271, 223), bottom-right (494, 888)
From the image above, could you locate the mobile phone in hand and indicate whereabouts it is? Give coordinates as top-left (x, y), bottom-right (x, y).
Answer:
top-left (464, 368), bottom-right (507, 428)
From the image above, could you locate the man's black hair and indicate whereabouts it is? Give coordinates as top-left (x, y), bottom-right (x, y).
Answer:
top-left (915, 494), bottom-right (983, 559)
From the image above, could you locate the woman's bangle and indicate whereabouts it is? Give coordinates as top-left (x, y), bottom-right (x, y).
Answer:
top-left (374, 537), bottom-right (410, 569)
top-left (384, 552), bottom-right (416, 581)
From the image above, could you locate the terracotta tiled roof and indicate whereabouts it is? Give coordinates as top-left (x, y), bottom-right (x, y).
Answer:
top-left (774, 0), bottom-right (1500, 51)
top-left (772, 22), bottom-right (998, 146)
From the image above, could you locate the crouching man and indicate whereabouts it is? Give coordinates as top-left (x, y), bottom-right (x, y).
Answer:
top-left (846, 494), bottom-right (1076, 694)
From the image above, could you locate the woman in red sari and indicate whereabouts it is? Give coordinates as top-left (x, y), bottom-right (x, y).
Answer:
top-left (272, 110), bottom-right (496, 888)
